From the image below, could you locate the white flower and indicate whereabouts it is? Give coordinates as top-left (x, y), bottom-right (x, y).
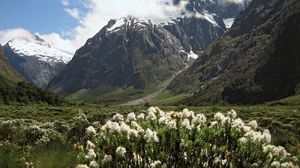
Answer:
top-left (112, 113), bottom-right (124, 121)
top-left (120, 122), bottom-right (131, 134)
top-left (147, 111), bottom-right (157, 121)
top-left (192, 114), bottom-right (206, 126)
top-left (227, 109), bottom-right (237, 119)
top-left (263, 145), bottom-right (275, 153)
top-left (116, 146), bottom-right (126, 157)
top-left (262, 129), bottom-right (271, 143)
top-left (137, 113), bottom-right (145, 120)
top-left (270, 161), bottom-right (280, 168)
top-left (273, 146), bottom-right (288, 159)
top-left (86, 126), bottom-right (96, 135)
top-left (232, 118), bottom-right (245, 129)
top-left (144, 128), bottom-right (159, 143)
top-left (87, 149), bottom-right (97, 159)
top-left (166, 119), bottom-right (177, 129)
top-left (183, 108), bottom-right (194, 118)
top-left (86, 140), bottom-right (95, 149)
top-left (213, 156), bottom-right (221, 165)
top-left (102, 155), bottom-right (112, 163)
top-left (148, 107), bottom-right (157, 114)
top-left (76, 164), bottom-right (89, 168)
top-left (248, 120), bottom-right (258, 129)
top-left (158, 116), bottom-right (167, 125)
top-left (281, 162), bottom-right (293, 168)
top-left (222, 159), bottom-right (227, 166)
top-left (238, 137), bottom-right (248, 144)
top-left (131, 121), bottom-right (144, 133)
top-left (101, 120), bottom-right (121, 134)
top-left (210, 121), bottom-right (218, 127)
top-left (243, 126), bottom-right (252, 133)
top-left (158, 109), bottom-right (165, 117)
top-left (150, 160), bottom-right (161, 168)
top-left (89, 161), bottom-right (99, 168)
top-left (214, 112), bottom-right (225, 123)
top-left (126, 112), bottom-right (136, 122)
top-left (182, 119), bottom-right (192, 130)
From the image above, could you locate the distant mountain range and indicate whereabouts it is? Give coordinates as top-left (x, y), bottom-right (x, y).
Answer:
top-left (4, 33), bottom-right (72, 88)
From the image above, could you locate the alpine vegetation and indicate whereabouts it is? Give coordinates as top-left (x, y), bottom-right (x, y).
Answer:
top-left (75, 107), bottom-right (298, 168)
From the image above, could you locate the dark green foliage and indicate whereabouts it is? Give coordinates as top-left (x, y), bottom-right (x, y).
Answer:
top-left (0, 76), bottom-right (65, 105)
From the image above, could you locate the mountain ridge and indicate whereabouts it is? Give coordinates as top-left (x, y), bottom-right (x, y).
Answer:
top-left (167, 0), bottom-right (300, 105)
top-left (4, 33), bottom-right (72, 88)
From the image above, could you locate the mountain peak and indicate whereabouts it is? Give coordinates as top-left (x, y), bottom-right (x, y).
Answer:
top-left (6, 37), bottom-right (72, 65)
top-left (106, 16), bottom-right (152, 33)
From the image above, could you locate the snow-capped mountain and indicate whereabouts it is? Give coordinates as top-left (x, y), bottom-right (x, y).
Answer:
top-left (4, 33), bottom-right (72, 88)
top-left (6, 36), bottom-right (72, 65)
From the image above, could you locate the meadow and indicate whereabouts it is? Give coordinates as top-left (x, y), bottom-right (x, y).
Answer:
top-left (0, 103), bottom-right (299, 167)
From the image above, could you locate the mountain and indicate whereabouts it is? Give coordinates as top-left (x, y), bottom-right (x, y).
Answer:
top-left (0, 45), bottom-right (22, 82)
top-left (47, 1), bottom-right (249, 103)
top-left (162, 0), bottom-right (250, 55)
top-left (4, 33), bottom-right (72, 88)
top-left (167, 0), bottom-right (300, 105)
top-left (47, 17), bottom-right (189, 102)
top-left (0, 45), bottom-right (65, 105)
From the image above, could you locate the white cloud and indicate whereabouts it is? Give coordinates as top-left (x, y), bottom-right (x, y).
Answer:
top-left (0, 28), bottom-right (76, 55)
top-left (66, 0), bottom-right (186, 53)
top-left (64, 8), bottom-right (80, 19)
top-left (37, 33), bottom-right (77, 55)
top-left (62, 0), bottom-right (70, 6)
top-left (1, 0), bottom-right (251, 55)
top-left (0, 28), bottom-right (36, 45)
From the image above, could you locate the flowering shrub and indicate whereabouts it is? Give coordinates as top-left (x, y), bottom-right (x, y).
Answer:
top-left (76, 107), bottom-right (299, 168)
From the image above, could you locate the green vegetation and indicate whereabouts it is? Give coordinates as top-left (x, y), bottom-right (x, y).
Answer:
top-left (0, 76), bottom-right (65, 105)
top-left (0, 45), bottom-right (23, 82)
top-left (0, 104), bottom-right (299, 167)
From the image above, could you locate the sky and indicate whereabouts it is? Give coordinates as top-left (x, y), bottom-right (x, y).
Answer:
top-left (0, 0), bottom-right (249, 55)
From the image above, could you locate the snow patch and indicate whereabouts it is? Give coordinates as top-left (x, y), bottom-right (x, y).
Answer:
top-left (7, 39), bottom-right (72, 65)
top-left (223, 18), bottom-right (235, 28)
top-left (188, 50), bottom-right (198, 60)
top-left (191, 10), bottom-right (218, 26)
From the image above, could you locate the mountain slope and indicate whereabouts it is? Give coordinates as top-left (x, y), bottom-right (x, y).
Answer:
top-left (4, 33), bottom-right (72, 88)
top-left (167, 0), bottom-right (300, 105)
top-left (0, 45), bottom-right (65, 105)
top-left (47, 17), bottom-right (189, 102)
top-left (47, 1), bottom-right (249, 103)
top-left (0, 45), bottom-right (22, 82)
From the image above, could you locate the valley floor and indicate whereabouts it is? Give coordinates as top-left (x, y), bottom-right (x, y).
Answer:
top-left (0, 104), bottom-right (299, 167)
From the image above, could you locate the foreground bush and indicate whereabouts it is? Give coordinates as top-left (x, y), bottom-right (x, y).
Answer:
top-left (75, 107), bottom-right (299, 168)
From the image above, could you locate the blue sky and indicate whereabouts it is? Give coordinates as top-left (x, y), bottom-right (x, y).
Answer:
top-left (0, 0), bottom-right (247, 54)
top-left (0, 0), bottom-right (81, 36)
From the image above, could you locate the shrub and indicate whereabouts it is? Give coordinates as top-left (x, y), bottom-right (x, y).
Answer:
top-left (75, 107), bottom-right (299, 168)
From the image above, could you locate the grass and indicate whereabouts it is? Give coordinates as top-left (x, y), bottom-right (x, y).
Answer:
top-left (67, 78), bottom-right (170, 104)
top-left (151, 90), bottom-right (190, 105)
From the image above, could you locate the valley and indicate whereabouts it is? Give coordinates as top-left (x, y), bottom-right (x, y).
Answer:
top-left (0, 0), bottom-right (299, 167)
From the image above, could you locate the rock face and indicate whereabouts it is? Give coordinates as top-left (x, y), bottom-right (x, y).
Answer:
top-left (168, 0), bottom-right (300, 105)
top-left (4, 34), bottom-right (72, 88)
top-left (47, 17), bottom-right (189, 97)
top-left (47, 1), bottom-right (249, 103)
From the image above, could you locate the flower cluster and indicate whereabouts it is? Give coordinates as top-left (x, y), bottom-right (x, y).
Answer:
top-left (75, 107), bottom-right (298, 168)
